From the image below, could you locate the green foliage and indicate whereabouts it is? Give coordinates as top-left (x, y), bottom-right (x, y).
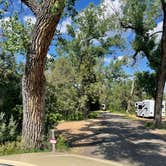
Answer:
top-left (1, 14), bottom-right (31, 54)
top-left (50, 0), bottom-right (66, 14)
top-left (0, 0), bottom-right (8, 18)
top-left (0, 51), bottom-right (22, 132)
top-left (45, 84), bottom-right (61, 132)
top-left (98, 57), bottom-right (135, 113)
top-left (0, 113), bottom-right (17, 143)
top-left (108, 81), bottom-right (131, 112)
top-left (0, 141), bottom-right (22, 156)
top-left (121, 0), bottom-right (161, 71)
top-left (55, 136), bottom-right (69, 151)
top-left (0, 139), bottom-right (50, 156)
top-left (45, 57), bottom-right (83, 131)
top-left (55, 4), bottom-right (123, 118)
top-left (105, 57), bottom-right (129, 82)
top-left (145, 121), bottom-right (166, 129)
top-left (144, 122), bottom-right (155, 129)
top-left (122, 0), bottom-right (160, 32)
top-left (135, 71), bottom-right (156, 99)
top-left (88, 111), bottom-right (100, 119)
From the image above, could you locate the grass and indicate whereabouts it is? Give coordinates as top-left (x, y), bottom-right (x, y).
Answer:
top-left (0, 135), bottom-right (69, 156)
top-left (144, 121), bottom-right (166, 130)
top-left (55, 136), bottom-right (69, 151)
top-left (88, 110), bottom-right (102, 119)
top-left (108, 109), bottom-right (139, 120)
top-left (0, 141), bottom-right (51, 156)
top-left (0, 141), bottom-right (22, 156)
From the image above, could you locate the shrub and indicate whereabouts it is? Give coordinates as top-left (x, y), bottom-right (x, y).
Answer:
top-left (0, 141), bottom-right (22, 156)
top-left (69, 111), bottom-right (84, 121)
top-left (55, 136), bottom-right (69, 151)
top-left (88, 111), bottom-right (100, 119)
top-left (144, 122), bottom-right (157, 129)
top-left (0, 113), bottom-right (17, 143)
top-left (145, 121), bottom-right (166, 129)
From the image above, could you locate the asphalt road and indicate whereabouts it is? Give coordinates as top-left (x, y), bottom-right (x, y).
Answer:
top-left (0, 112), bottom-right (165, 166)
top-left (60, 112), bottom-right (166, 166)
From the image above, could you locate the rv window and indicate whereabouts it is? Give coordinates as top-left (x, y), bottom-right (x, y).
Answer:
top-left (138, 105), bottom-right (143, 109)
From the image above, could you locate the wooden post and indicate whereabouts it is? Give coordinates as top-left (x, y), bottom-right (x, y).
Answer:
top-left (50, 129), bottom-right (56, 152)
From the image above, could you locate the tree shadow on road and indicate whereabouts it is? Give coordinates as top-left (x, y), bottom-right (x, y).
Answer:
top-left (58, 114), bottom-right (166, 166)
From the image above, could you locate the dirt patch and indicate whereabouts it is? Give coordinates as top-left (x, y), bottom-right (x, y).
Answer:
top-left (149, 129), bottom-right (166, 135)
top-left (57, 119), bottom-right (100, 135)
top-left (57, 114), bottom-right (166, 136)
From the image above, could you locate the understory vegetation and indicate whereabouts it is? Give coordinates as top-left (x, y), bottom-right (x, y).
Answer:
top-left (0, 0), bottom-right (166, 153)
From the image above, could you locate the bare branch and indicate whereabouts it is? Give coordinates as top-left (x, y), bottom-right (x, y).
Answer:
top-left (149, 31), bottom-right (163, 38)
top-left (21, 0), bottom-right (39, 16)
top-left (131, 50), bottom-right (139, 66)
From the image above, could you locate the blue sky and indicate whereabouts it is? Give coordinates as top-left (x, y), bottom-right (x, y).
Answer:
top-left (1, 0), bottom-right (158, 75)
top-left (1, 0), bottom-right (165, 92)
top-left (75, 0), bottom-right (100, 10)
top-left (58, 0), bottom-right (152, 75)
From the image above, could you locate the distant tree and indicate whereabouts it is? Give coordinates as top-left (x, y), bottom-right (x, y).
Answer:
top-left (46, 57), bottom-right (80, 124)
top-left (56, 4), bottom-right (122, 117)
top-left (104, 57), bottom-right (131, 112)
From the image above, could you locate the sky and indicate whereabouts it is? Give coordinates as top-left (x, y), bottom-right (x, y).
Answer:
top-left (0, 0), bottom-right (163, 76)
top-left (75, 0), bottom-right (152, 75)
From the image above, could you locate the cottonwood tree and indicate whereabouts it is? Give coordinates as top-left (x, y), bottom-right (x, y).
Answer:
top-left (20, 0), bottom-right (66, 149)
top-left (1, 0), bottom-right (76, 149)
top-left (56, 4), bottom-right (122, 117)
top-left (116, 0), bottom-right (165, 127)
top-left (156, 0), bottom-right (166, 127)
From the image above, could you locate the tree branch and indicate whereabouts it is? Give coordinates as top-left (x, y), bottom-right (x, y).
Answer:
top-left (120, 21), bottom-right (137, 31)
top-left (149, 31), bottom-right (163, 38)
top-left (131, 50), bottom-right (139, 66)
top-left (21, 0), bottom-right (39, 16)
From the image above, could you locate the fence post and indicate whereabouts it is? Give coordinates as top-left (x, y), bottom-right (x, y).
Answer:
top-left (50, 129), bottom-right (56, 152)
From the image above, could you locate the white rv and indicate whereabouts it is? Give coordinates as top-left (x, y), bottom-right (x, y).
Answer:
top-left (135, 100), bottom-right (166, 118)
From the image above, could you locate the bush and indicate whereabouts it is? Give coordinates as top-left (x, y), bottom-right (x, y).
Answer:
top-left (145, 121), bottom-right (166, 129)
top-left (69, 111), bottom-right (84, 121)
top-left (144, 122), bottom-right (155, 129)
top-left (0, 140), bottom-right (50, 156)
top-left (11, 105), bottom-right (23, 132)
top-left (88, 111), bottom-right (100, 119)
top-left (55, 136), bottom-right (69, 151)
top-left (0, 113), bottom-right (17, 143)
top-left (45, 112), bottom-right (63, 133)
top-left (0, 141), bottom-right (22, 156)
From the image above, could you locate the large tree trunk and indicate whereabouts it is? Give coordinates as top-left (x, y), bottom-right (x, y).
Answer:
top-left (154, 1), bottom-right (166, 128)
top-left (22, 63), bottom-right (46, 149)
top-left (21, 0), bottom-right (65, 149)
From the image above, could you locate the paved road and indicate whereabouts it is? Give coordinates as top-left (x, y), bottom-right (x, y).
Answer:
top-left (1, 113), bottom-right (165, 166)
top-left (60, 112), bottom-right (166, 166)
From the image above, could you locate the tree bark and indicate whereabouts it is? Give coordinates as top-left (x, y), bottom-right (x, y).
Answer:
top-left (21, 0), bottom-right (65, 149)
top-left (154, 1), bottom-right (166, 128)
top-left (126, 78), bottom-right (135, 113)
